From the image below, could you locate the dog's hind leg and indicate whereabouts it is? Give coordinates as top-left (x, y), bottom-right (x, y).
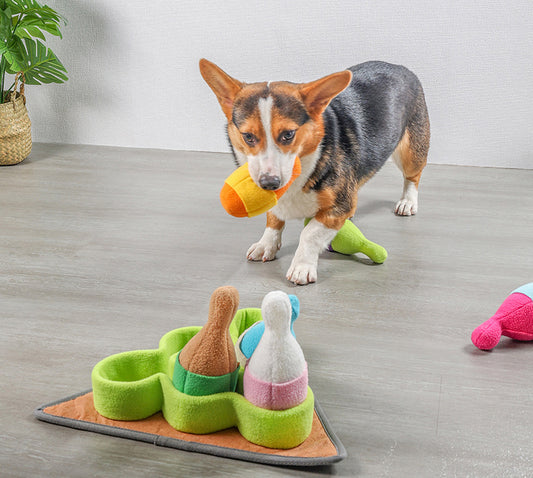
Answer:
top-left (392, 91), bottom-right (430, 216)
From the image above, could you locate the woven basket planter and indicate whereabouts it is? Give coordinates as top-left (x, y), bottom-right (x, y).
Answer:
top-left (1, 74), bottom-right (32, 166)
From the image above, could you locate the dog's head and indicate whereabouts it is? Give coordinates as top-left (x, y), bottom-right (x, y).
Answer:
top-left (199, 59), bottom-right (352, 190)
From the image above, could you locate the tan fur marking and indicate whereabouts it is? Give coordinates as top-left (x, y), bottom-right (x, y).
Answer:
top-left (316, 188), bottom-right (336, 211)
top-left (394, 91), bottom-right (430, 187)
top-left (394, 129), bottom-right (424, 186)
top-left (237, 82), bottom-right (268, 96)
top-left (269, 81), bottom-right (301, 96)
top-left (314, 212), bottom-right (349, 231)
top-left (266, 211), bottom-right (285, 230)
top-left (229, 113), bottom-right (264, 151)
top-left (295, 121), bottom-right (324, 158)
top-left (313, 189), bottom-right (355, 230)
top-left (299, 71), bottom-right (352, 117)
top-left (270, 116), bottom-right (300, 154)
top-left (199, 59), bottom-right (243, 121)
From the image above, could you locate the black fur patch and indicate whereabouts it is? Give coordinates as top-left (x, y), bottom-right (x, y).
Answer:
top-left (232, 87), bottom-right (269, 128)
top-left (308, 61), bottom-right (426, 197)
top-left (272, 94), bottom-right (309, 126)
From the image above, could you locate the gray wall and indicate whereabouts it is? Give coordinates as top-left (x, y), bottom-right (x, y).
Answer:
top-left (26, 0), bottom-right (533, 168)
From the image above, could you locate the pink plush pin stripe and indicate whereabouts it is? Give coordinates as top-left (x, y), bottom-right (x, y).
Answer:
top-left (243, 364), bottom-right (308, 410)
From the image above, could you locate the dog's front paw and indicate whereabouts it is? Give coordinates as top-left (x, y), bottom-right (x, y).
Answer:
top-left (394, 198), bottom-right (418, 216)
top-left (286, 261), bottom-right (317, 285)
top-left (247, 241), bottom-right (279, 262)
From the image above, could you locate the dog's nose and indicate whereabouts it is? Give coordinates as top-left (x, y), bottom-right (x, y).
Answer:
top-left (259, 174), bottom-right (281, 190)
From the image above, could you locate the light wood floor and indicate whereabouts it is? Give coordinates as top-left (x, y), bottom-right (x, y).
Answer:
top-left (1, 143), bottom-right (533, 477)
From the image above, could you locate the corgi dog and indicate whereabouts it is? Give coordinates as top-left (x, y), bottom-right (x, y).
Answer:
top-left (199, 59), bottom-right (430, 285)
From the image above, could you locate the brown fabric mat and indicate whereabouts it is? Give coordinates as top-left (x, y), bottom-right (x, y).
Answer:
top-left (36, 391), bottom-right (346, 467)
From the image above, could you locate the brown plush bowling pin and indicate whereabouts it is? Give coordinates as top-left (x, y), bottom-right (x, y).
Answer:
top-left (179, 286), bottom-right (239, 376)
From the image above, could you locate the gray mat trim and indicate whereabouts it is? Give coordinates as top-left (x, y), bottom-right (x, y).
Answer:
top-left (34, 390), bottom-right (346, 467)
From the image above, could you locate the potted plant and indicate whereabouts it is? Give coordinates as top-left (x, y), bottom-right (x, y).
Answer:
top-left (0, 0), bottom-right (68, 165)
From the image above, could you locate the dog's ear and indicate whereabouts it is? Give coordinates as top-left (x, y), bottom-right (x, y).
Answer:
top-left (199, 59), bottom-right (243, 121)
top-left (299, 70), bottom-right (352, 117)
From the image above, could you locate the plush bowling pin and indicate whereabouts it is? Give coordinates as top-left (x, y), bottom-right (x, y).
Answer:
top-left (471, 283), bottom-right (533, 350)
top-left (329, 219), bottom-right (388, 263)
top-left (243, 291), bottom-right (308, 410)
top-left (304, 218), bottom-right (387, 263)
top-left (235, 295), bottom-right (300, 365)
top-left (173, 286), bottom-right (240, 395)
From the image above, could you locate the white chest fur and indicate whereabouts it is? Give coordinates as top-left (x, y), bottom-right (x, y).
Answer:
top-left (270, 148), bottom-right (321, 221)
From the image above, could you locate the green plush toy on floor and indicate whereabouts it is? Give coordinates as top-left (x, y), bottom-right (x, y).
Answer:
top-left (305, 218), bottom-right (387, 264)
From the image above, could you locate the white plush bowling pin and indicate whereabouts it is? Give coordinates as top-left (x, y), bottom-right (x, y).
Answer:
top-left (235, 294), bottom-right (300, 366)
top-left (243, 291), bottom-right (308, 410)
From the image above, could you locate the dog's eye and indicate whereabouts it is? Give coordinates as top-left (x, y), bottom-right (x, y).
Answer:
top-left (242, 132), bottom-right (257, 146)
top-left (279, 130), bottom-right (296, 144)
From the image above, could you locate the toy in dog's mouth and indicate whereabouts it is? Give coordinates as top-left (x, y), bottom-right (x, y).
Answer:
top-left (220, 157), bottom-right (301, 218)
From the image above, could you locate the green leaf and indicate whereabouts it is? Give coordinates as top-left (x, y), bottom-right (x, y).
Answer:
top-left (2, 37), bottom-right (25, 72)
top-left (14, 22), bottom-right (47, 40)
top-left (6, 0), bottom-right (63, 21)
top-left (0, 7), bottom-right (13, 40)
top-left (14, 12), bottom-right (63, 39)
top-left (6, 38), bottom-right (68, 85)
top-left (6, 0), bottom-right (65, 39)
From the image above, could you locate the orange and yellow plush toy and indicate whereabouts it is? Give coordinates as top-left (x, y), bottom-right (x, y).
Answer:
top-left (220, 158), bottom-right (301, 218)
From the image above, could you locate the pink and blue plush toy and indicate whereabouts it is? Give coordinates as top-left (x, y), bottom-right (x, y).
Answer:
top-left (235, 294), bottom-right (299, 365)
top-left (471, 282), bottom-right (533, 350)
top-left (242, 291), bottom-right (308, 410)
